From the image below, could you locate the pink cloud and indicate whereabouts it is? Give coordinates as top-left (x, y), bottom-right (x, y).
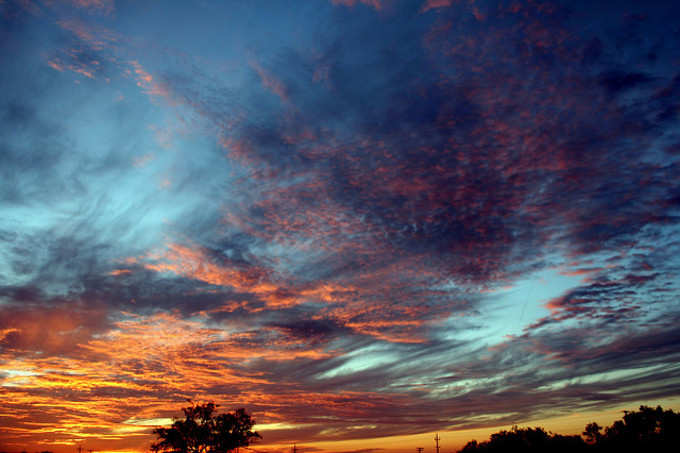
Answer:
top-left (331, 0), bottom-right (382, 11)
top-left (47, 59), bottom-right (64, 71)
top-left (70, 0), bottom-right (115, 15)
top-left (420, 0), bottom-right (453, 13)
top-left (249, 59), bottom-right (289, 103)
top-left (57, 18), bottom-right (118, 50)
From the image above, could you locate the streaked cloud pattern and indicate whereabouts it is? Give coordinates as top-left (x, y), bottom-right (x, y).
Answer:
top-left (1, 0), bottom-right (679, 452)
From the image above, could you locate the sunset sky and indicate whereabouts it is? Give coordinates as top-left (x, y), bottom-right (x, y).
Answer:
top-left (1, 0), bottom-right (680, 452)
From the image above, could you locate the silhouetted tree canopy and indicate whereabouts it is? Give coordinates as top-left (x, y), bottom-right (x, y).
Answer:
top-left (457, 405), bottom-right (680, 453)
top-left (459, 426), bottom-right (584, 453)
top-left (596, 405), bottom-right (680, 453)
top-left (582, 422), bottom-right (602, 444)
top-left (151, 402), bottom-right (261, 453)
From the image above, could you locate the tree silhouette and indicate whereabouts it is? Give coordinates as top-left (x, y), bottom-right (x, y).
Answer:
top-left (151, 402), bottom-right (261, 453)
top-left (456, 405), bottom-right (680, 453)
top-left (458, 426), bottom-right (584, 452)
top-left (597, 405), bottom-right (680, 453)
top-left (582, 422), bottom-right (602, 444)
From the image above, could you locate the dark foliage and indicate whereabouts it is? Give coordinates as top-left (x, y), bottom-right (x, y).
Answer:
top-left (595, 405), bottom-right (680, 453)
top-left (459, 426), bottom-right (584, 453)
top-left (458, 406), bottom-right (680, 453)
top-left (151, 402), bottom-right (261, 453)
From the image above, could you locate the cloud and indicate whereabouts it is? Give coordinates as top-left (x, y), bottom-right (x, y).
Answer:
top-left (250, 58), bottom-right (290, 104)
top-left (0, 300), bottom-right (110, 356)
top-left (420, 0), bottom-right (452, 13)
top-left (331, 0), bottom-right (382, 11)
top-left (598, 70), bottom-right (654, 95)
top-left (70, 0), bottom-right (115, 15)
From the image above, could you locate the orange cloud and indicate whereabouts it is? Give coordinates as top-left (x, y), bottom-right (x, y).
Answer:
top-left (0, 308), bottom-right (344, 451)
top-left (131, 242), bottom-right (354, 309)
top-left (128, 60), bottom-right (172, 100)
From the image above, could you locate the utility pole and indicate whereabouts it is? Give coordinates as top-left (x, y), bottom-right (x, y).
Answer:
top-left (416, 447), bottom-right (424, 453)
top-left (77, 446), bottom-right (82, 453)
top-left (292, 443), bottom-right (298, 453)
top-left (434, 433), bottom-right (441, 453)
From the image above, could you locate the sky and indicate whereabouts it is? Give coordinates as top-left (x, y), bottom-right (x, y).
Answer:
top-left (1, 0), bottom-right (680, 452)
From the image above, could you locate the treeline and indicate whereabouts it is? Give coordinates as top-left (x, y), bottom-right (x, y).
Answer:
top-left (4, 404), bottom-right (679, 453)
top-left (458, 405), bottom-right (680, 453)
